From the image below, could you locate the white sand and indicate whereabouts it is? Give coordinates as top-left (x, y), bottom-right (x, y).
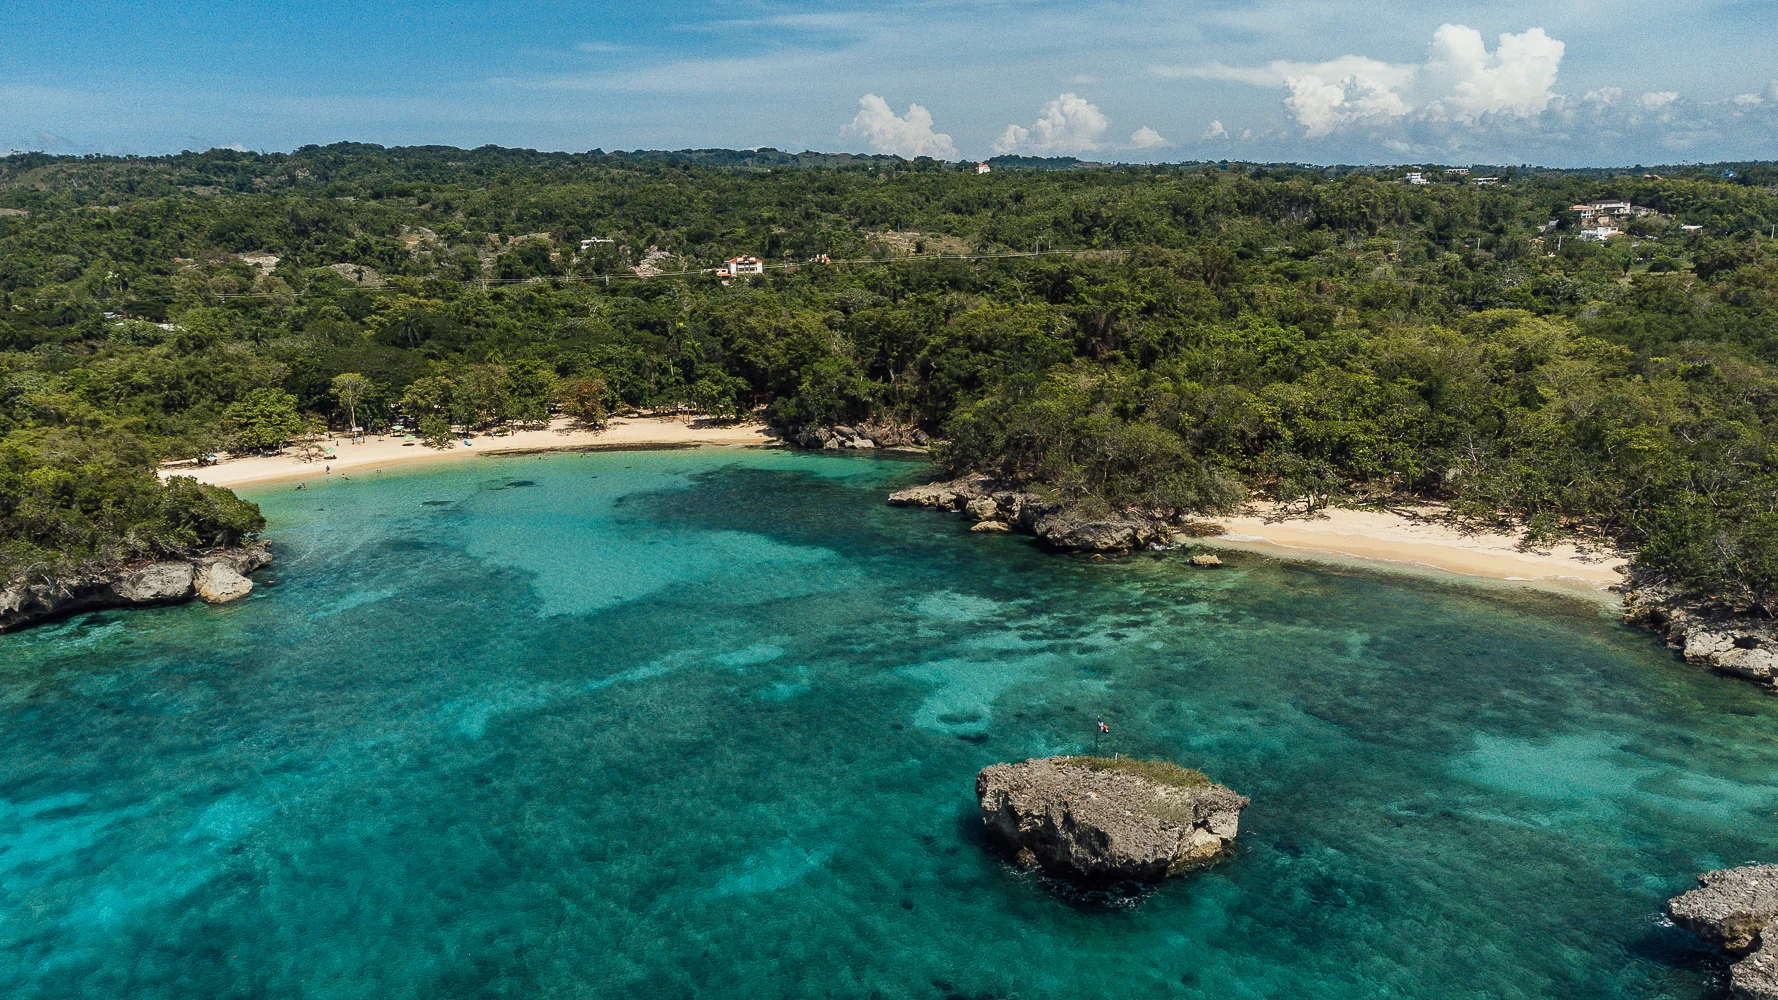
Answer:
top-left (161, 417), bottom-right (777, 488)
top-left (1204, 502), bottom-right (1627, 595)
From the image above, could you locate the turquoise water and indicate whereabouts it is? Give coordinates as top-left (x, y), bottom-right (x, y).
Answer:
top-left (3, 447), bottom-right (1775, 999)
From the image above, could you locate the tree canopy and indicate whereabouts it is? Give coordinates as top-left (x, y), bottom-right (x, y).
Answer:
top-left (2, 145), bottom-right (1777, 610)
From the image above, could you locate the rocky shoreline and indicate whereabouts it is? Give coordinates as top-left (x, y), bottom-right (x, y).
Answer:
top-left (889, 475), bottom-right (1778, 693)
top-left (1622, 585), bottom-right (1778, 693)
top-left (783, 421), bottom-right (930, 451)
top-left (888, 474), bottom-right (1180, 553)
top-left (0, 542), bottom-right (271, 633)
top-left (1667, 865), bottom-right (1778, 998)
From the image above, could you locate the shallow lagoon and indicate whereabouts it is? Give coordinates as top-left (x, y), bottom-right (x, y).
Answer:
top-left (3, 447), bottom-right (1775, 999)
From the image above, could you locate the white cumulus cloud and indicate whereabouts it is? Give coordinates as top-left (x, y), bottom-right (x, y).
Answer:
top-left (994, 93), bottom-right (1108, 155)
top-left (1155, 24), bottom-right (1564, 138)
top-left (1419, 24), bottom-right (1563, 122)
top-left (1129, 126), bottom-right (1169, 149)
top-left (1640, 91), bottom-right (1679, 111)
top-left (843, 94), bottom-right (957, 159)
top-left (1202, 120), bottom-right (1228, 140)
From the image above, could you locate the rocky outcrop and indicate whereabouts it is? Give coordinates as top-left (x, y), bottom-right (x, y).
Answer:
top-left (1668, 865), bottom-right (1778, 999)
top-left (888, 476), bottom-right (1178, 554)
top-left (1624, 586), bottom-right (1778, 692)
top-left (786, 422), bottom-right (929, 451)
top-left (1032, 513), bottom-right (1166, 553)
top-left (0, 543), bottom-right (271, 632)
top-left (976, 756), bottom-right (1249, 881)
top-left (194, 561), bottom-right (255, 604)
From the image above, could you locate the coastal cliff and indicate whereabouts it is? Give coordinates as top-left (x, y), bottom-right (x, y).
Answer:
top-left (976, 756), bottom-right (1249, 881)
top-left (1667, 865), bottom-right (1778, 999)
top-left (0, 542), bottom-right (271, 632)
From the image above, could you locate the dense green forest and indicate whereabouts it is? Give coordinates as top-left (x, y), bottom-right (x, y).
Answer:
top-left (2, 144), bottom-right (1776, 614)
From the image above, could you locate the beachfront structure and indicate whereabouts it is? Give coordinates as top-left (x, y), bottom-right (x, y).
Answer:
top-left (725, 256), bottom-right (764, 276)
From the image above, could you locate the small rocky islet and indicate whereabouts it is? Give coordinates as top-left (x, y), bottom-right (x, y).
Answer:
top-left (976, 756), bottom-right (1249, 882)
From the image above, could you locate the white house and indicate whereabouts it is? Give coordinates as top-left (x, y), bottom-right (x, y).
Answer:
top-left (579, 238), bottom-right (615, 251)
top-left (1403, 172), bottom-right (1429, 185)
top-left (725, 256), bottom-right (764, 276)
top-left (976, 162), bottom-right (992, 174)
top-left (1578, 226), bottom-right (1622, 242)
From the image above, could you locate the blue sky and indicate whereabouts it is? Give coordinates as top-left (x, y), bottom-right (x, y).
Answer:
top-left (2, 1), bottom-right (1774, 166)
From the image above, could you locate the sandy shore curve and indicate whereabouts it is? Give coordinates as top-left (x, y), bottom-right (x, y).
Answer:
top-left (160, 417), bottom-right (778, 489)
top-left (1204, 503), bottom-right (1626, 596)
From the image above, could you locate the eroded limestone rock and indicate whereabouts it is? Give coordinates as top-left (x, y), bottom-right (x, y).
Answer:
top-left (195, 562), bottom-right (253, 604)
top-left (976, 756), bottom-right (1248, 881)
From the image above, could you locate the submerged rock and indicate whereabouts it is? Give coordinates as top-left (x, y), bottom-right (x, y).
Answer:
top-left (976, 756), bottom-right (1249, 882)
top-left (1668, 865), bottom-right (1778, 999)
top-left (1189, 553), bottom-right (1224, 568)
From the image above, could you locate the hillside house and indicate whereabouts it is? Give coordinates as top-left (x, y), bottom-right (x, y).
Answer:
top-left (1578, 226), bottom-right (1622, 242)
top-left (1403, 172), bottom-right (1429, 185)
top-left (976, 162), bottom-right (992, 174)
top-left (1570, 201), bottom-right (1659, 222)
top-left (725, 256), bottom-right (764, 276)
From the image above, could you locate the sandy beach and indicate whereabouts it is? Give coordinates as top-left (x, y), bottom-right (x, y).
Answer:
top-left (1203, 502), bottom-right (1627, 595)
top-left (161, 417), bottom-right (778, 488)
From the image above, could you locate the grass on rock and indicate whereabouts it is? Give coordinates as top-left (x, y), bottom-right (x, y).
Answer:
top-left (1063, 756), bottom-right (1212, 789)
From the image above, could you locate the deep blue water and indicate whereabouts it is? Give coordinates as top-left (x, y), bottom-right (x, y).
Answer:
top-left (3, 447), bottom-right (1775, 999)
